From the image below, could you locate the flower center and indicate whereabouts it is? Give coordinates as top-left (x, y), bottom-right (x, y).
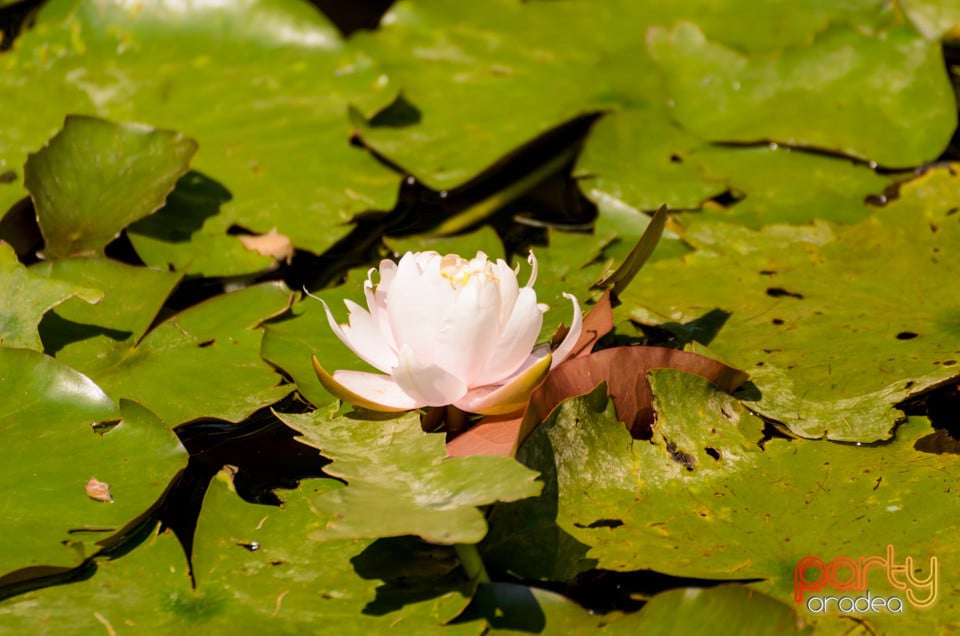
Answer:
top-left (439, 254), bottom-right (495, 289)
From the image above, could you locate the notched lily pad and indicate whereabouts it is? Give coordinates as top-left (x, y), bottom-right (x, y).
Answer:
top-left (280, 409), bottom-right (541, 545)
top-left (24, 115), bottom-right (197, 259)
top-left (624, 165), bottom-right (960, 441)
top-left (0, 240), bottom-right (102, 350)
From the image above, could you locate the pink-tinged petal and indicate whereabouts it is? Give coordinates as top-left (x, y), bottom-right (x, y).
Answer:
top-left (524, 251), bottom-right (538, 288)
top-left (365, 266), bottom-right (397, 352)
top-left (385, 253), bottom-right (455, 368)
top-left (493, 258), bottom-right (519, 329)
top-left (377, 257), bottom-right (398, 290)
top-left (312, 356), bottom-right (420, 411)
top-left (341, 299), bottom-right (398, 373)
top-left (455, 352), bottom-right (552, 415)
top-left (319, 299), bottom-right (396, 374)
top-left (549, 293), bottom-right (583, 369)
top-left (433, 276), bottom-right (501, 385)
top-left (391, 345), bottom-right (469, 407)
top-left (476, 287), bottom-right (543, 385)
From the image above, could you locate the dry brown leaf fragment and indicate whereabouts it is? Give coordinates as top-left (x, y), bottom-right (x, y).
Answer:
top-left (238, 228), bottom-right (294, 263)
top-left (85, 476), bottom-right (113, 503)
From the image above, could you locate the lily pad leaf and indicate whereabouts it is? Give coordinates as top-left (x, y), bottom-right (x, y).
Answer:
top-left (279, 409), bottom-right (542, 545)
top-left (623, 165), bottom-right (960, 441)
top-left (1, 0), bottom-right (400, 276)
top-left (37, 258), bottom-right (292, 424)
top-left (0, 241), bottom-right (101, 350)
top-left (629, 585), bottom-right (814, 635)
top-left (0, 479), bottom-right (482, 634)
top-left (24, 115), bottom-right (197, 259)
top-left (0, 350), bottom-right (188, 575)
top-left (487, 372), bottom-right (958, 633)
top-left (647, 22), bottom-right (956, 168)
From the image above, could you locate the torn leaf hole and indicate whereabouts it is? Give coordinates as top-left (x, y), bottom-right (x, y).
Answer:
top-left (705, 447), bottom-right (721, 461)
top-left (896, 331), bottom-right (919, 340)
top-left (198, 339), bottom-right (215, 348)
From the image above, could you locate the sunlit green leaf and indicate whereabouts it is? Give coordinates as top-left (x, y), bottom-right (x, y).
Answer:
top-left (623, 165), bottom-right (960, 441)
top-left (24, 115), bottom-right (197, 258)
top-left (488, 373), bottom-right (958, 633)
top-left (281, 409), bottom-right (542, 544)
top-left (0, 241), bottom-right (101, 350)
top-left (0, 358), bottom-right (186, 574)
top-left (647, 22), bottom-right (955, 168)
top-left (0, 0), bottom-right (400, 276)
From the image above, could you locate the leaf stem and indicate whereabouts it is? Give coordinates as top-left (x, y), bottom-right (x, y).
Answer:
top-left (455, 543), bottom-right (490, 583)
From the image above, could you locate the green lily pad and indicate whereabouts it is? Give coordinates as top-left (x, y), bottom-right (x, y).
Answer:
top-left (647, 22), bottom-right (956, 168)
top-left (900, 0), bottom-right (960, 40)
top-left (280, 409), bottom-right (542, 545)
top-left (0, 479), bottom-right (483, 635)
top-left (674, 145), bottom-right (900, 228)
top-left (487, 373), bottom-right (958, 634)
top-left (346, 0), bottom-right (947, 234)
top-left (35, 257), bottom-right (182, 352)
top-left (0, 351), bottom-right (187, 574)
top-left (622, 165), bottom-right (960, 441)
top-left (24, 115), bottom-right (197, 259)
top-left (127, 171), bottom-right (274, 276)
top-left (0, 241), bottom-right (101, 350)
top-left (0, 0), bottom-right (400, 276)
top-left (38, 258), bottom-right (292, 424)
top-left (628, 585), bottom-right (814, 635)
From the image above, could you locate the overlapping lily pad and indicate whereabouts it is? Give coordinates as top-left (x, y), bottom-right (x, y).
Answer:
top-left (349, 0), bottom-right (952, 219)
top-left (0, 241), bottom-right (101, 349)
top-left (24, 115), bottom-right (197, 258)
top-left (623, 165), bottom-right (960, 441)
top-left (0, 358), bottom-right (186, 574)
top-left (0, 479), bottom-right (482, 635)
top-left (486, 373), bottom-right (959, 633)
top-left (647, 22), bottom-right (955, 168)
top-left (36, 258), bottom-right (292, 424)
top-left (281, 409), bottom-right (541, 544)
top-left (0, 0), bottom-right (401, 275)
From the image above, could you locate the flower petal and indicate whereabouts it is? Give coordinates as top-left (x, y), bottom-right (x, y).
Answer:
top-left (455, 352), bottom-right (552, 415)
top-left (365, 264), bottom-right (398, 352)
top-left (312, 356), bottom-right (420, 411)
top-left (549, 293), bottom-right (583, 368)
top-left (476, 286), bottom-right (543, 385)
top-left (391, 344), bottom-right (469, 407)
top-left (493, 258), bottom-right (519, 329)
top-left (432, 275), bottom-right (501, 385)
top-left (385, 252), bottom-right (455, 368)
top-left (320, 299), bottom-right (397, 373)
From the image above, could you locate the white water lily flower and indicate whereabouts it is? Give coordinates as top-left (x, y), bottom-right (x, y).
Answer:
top-left (312, 250), bottom-right (582, 415)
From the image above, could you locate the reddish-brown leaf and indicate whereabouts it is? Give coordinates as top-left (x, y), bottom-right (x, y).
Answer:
top-left (447, 346), bottom-right (748, 458)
